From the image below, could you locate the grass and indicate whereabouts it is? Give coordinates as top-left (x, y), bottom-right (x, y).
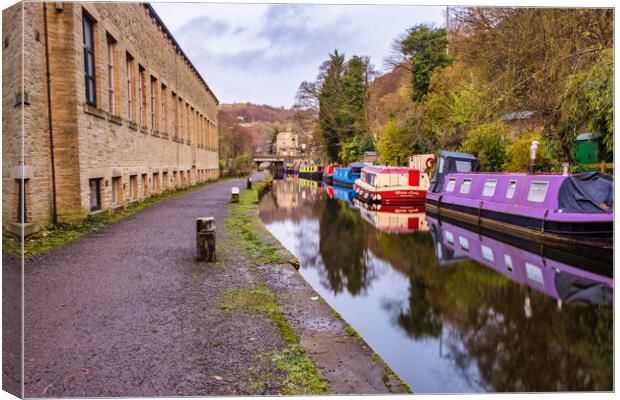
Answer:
top-left (3, 178), bottom-right (227, 259)
top-left (220, 285), bottom-right (328, 395)
top-left (225, 175), bottom-right (287, 266)
top-left (343, 326), bottom-right (361, 337)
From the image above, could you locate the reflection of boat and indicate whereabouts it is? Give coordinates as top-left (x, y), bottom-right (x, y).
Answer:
top-left (332, 185), bottom-right (357, 204)
top-left (299, 165), bottom-right (324, 180)
top-left (426, 151), bottom-right (614, 249)
top-left (428, 215), bottom-right (613, 306)
top-left (354, 166), bottom-right (430, 205)
top-left (322, 165), bottom-right (337, 185)
top-left (333, 162), bottom-right (364, 188)
top-left (354, 198), bottom-right (429, 234)
top-left (299, 178), bottom-right (322, 189)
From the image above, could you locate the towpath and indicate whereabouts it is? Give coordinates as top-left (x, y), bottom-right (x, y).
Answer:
top-left (14, 173), bottom-right (404, 397)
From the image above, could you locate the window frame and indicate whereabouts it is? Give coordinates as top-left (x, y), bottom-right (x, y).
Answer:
top-left (506, 180), bottom-right (517, 199)
top-left (106, 34), bottom-right (116, 114)
top-left (446, 178), bottom-right (456, 192)
top-left (82, 11), bottom-right (97, 106)
top-left (126, 53), bottom-right (134, 121)
top-left (459, 178), bottom-right (472, 194)
top-left (89, 178), bottom-right (101, 212)
top-left (527, 181), bottom-right (549, 203)
top-left (482, 179), bottom-right (497, 197)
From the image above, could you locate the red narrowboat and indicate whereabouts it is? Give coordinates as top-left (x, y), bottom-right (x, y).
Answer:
top-left (353, 166), bottom-right (430, 205)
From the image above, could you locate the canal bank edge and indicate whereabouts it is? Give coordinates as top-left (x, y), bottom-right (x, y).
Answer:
top-left (229, 174), bottom-right (412, 394)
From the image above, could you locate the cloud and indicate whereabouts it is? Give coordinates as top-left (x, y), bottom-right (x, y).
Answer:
top-left (154, 3), bottom-right (445, 106)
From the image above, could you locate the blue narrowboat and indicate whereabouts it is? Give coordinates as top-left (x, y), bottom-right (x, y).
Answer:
top-left (333, 162), bottom-right (364, 188)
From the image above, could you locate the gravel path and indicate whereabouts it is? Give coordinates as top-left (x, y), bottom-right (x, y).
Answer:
top-left (23, 174), bottom-right (286, 397)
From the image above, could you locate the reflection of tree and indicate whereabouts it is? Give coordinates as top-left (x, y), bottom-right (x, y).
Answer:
top-left (396, 275), bottom-right (443, 339)
top-left (318, 199), bottom-right (373, 295)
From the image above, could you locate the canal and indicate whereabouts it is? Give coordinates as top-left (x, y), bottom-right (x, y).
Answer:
top-left (258, 177), bottom-right (613, 393)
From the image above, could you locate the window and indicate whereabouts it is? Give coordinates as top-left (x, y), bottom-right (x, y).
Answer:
top-left (150, 76), bottom-right (157, 130)
top-left (16, 179), bottom-right (28, 223)
top-left (173, 171), bottom-right (178, 187)
top-left (171, 92), bottom-right (177, 138)
top-left (525, 262), bottom-right (544, 286)
top-left (162, 172), bottom-right (168, 190)
top-left (112, 176), bottom-right (121, 205)
top-left (446, 178), bottom-right (456, 192)
top-left (445, 231), bottom-right (454, 244)
top-left (178, 97), bottom-right (184, 139)
top-left (459, 236), bottom-right (469, 251)
top-left (482, 179), bottom-right (497, 197)
top-left (138, 65), bottom-right (146, 128)
top-left (126, 53), bottom-right (134, 121)
top-left (504, 255), bottom-right (514, 272)
top-left (83, 12), bottom-right (96, 105)
top-left (130, 175), bottom-right (138, 200)
top-left (161, 84), bottom-right (167, 133)
top-left (89, 178), bottom-right (101, 211)
top-left (481, 245), bottom-right (494, 262)
top-left (455, 160), bottom-right (472, 172)
top-left (141, 174), bottom-right (148, 197)
top-left (186, 103), bottom-right (190, 142)
top-left (506, 180), bottom-right (517, 199)
top-left (459, 179), bottom-right (472, 194)
top-left (153, 172), bottom-right (160, 192)
top-left (106, 35), bottom-right (116, 114)
top-left (527, 181), bottom-right (548, 202)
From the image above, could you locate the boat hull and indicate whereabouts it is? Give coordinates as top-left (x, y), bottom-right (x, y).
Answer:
top-left (354, 183), bottom-right (426, 205)
top-left (425, 197), bottom-right (613, 250)
top-left (299, 172), bottom-right (323, 181)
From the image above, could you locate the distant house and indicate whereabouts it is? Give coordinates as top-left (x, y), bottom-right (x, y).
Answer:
top-left (276, 130), bottom-right (300, 157)
top-left (499, 110), bottom-right (542, 135)
top-left (363, 151), bottom-right (378, 163)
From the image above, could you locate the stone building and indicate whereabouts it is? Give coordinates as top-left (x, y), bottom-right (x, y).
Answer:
top-left (276, 129), bottom-right (299, 157)
top-left (2, 2), bottom-right (220, 235)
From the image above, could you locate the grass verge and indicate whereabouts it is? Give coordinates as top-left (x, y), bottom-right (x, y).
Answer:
top-left (3, 178), bottom-right (227, 259)
top-left (224, 175), bottom-right (287, 265)
top-left (220, 285), bottom-right (328, 395)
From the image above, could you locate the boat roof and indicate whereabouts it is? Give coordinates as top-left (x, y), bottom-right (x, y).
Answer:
top-left (362, 165), bottom-right (420, 174)
top-left (438, 150), bottom-right (479, 160)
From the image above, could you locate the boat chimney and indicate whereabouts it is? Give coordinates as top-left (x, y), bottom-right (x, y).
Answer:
top-left (528, 141), bottom-right (539, 173)
top-left (562, 162), bottom-right (569, 176)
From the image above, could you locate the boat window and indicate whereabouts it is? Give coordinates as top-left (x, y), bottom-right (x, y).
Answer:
top-left (483, 180), bottom-right (497, 197)
top-left (527, 181), bottom-right (548, 202)
top-left (445, 231), bottom-right (454, 244)
top-left (481, 245), bottom-right (494, 262)
top-left (506, 180), bottom-right (517, 199)
top-left (455, 160), bottom-right (472, 172)
top-left (446, 178), bottom-right (456, 192)
top-left (368, 174), bottom-right (376, 186)
top-left (459, 179), bottom-right (472, 194)
top-left (459, 236), bottom-right (469, 251)
top-left (438, 157), bottom-right (445, 173)
top-left (504, 255), bottom-right (514, 272)
top-left (525, 262), bottom-right (544, 287)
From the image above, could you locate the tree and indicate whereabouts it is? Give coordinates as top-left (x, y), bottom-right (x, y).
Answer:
top-left (461, 122), bottom-right (510, 171)
top-left (392, 24), bottom-right (452, 102)
top-left (268, 127), bottom-right (279, 154)
top-left (377, 120), bottom-right (410, 165)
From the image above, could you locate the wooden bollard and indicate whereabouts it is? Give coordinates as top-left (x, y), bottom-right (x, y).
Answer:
top-left (247, 177), bottom-right (252, 189)
top-left (231, 187), bottom-right (240, 203)
top-left (196, 217), bottom-right (216, 262)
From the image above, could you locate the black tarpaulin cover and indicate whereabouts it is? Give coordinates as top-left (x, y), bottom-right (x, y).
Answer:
top-left (557, 172), bottom-right (614, 213)
top-left (554, 272), bottom-right (613, 306)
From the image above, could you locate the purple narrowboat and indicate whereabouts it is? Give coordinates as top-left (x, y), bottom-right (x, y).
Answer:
top-left (426, 151), bottom-right (613, 249)
top-left (428, 216), bottom-right (612, 308)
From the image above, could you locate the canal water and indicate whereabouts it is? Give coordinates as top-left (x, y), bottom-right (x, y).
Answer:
top-left (258, 177), bottom-right (613, 393)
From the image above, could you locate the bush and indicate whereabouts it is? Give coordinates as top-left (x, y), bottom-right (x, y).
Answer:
top-left (227, 154), bottom-right (253, 177)
top-left (503, 132), bottom-right (557, 172)
top-left (460, 122), bottom-right (510, 172)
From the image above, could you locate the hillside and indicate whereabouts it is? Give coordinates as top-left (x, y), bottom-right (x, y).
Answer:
top-left (219, 103), bottom-right (295, 124)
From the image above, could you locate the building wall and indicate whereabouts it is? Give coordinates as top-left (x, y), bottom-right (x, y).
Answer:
top-left (276, 130), bottom-right (299, 157)
top-left (2, 2), bottom-right (220, 232)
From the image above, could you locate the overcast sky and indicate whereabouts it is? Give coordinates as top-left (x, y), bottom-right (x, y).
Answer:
top-left (152, 3), bottom-right (445, 107)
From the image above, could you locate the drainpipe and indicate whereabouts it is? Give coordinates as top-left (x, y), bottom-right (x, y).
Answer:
top-left (43, 2), bottom-right (58, 225)
top-left (528, 140), bottom-right (539, 174)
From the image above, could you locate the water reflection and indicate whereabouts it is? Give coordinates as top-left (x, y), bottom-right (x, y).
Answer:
top-left (258, 178), bottom-right (613, 393)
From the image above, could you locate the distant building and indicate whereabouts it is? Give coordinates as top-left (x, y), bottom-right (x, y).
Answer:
top-left (276, 130), bottom-right (300, 157)
top-left (363, 151), bottom-right (377, 163)
top-left (499, 111), bottom-right (542, 135)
